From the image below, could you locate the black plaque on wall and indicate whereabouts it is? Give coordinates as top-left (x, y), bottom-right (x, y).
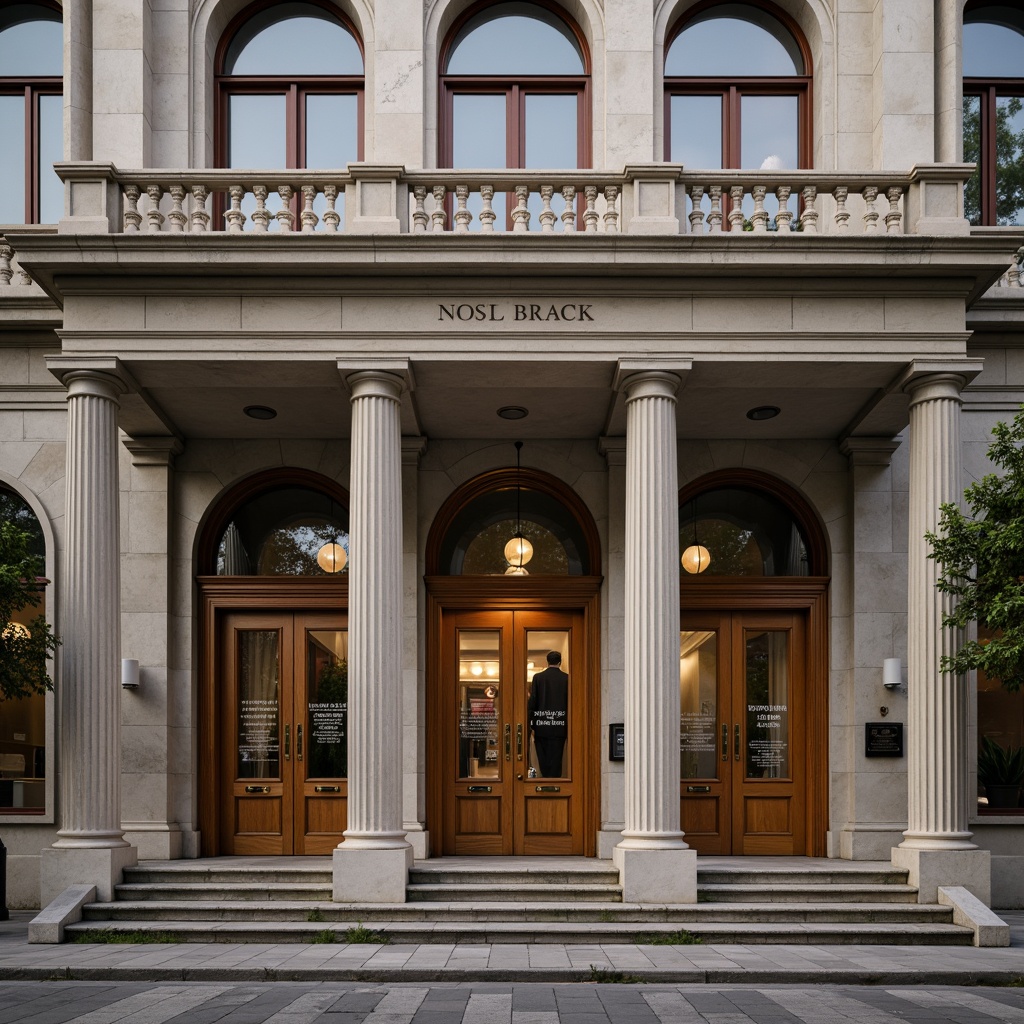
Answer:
top-left (609, 723), bottom-right (624, 761)
top-left (865, 722), bottom-right (904, 758)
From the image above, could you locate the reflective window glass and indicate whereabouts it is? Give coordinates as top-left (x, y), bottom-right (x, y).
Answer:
top-left (670, 95), bottom-right (723, 168)
top-left (237, 631), bottom-right (281, 779)
top-left (446, 2), bottom-right (584, 75)
top-left (306, 630), bottom-right (348, 780)
top-left (680, 631), bottom-right (719, 780)
top-left (745, 630), bottom-right (790, 779)
top-left (524, 94), bottom-right (577, 166)
top-left (0, 96), bottom-right (27, 222)
top-left (741, 94), bottom-right (798, 169)
top-left (964, 9), bottom-right (1024, 77)
top-left (458, 630), bottom-right (502, 780)
top-left (0, 4), bottom-right (62, 77)
top-left (38, 92), bottom-right (62, 222)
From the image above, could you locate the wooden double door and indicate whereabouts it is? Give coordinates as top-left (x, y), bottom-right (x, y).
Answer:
top-left (439, 609), bottom-right (587, 855)
top-left (679, 610), bottom-right (808, 855)
top-left (220, 611), bottom-right (348, 854)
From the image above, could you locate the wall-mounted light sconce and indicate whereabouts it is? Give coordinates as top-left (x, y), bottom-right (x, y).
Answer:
top-left (121, 659), bottom-right (140, 690)
top-left (882, 658), bottom-right (902, 690)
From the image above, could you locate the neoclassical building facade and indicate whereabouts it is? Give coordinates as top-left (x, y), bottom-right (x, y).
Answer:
top-left (1, 0), bottom-right (1023, 910)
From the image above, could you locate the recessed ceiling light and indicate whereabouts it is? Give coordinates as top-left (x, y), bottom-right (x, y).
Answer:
top-left (497, 406), bottom-right (529, 420)
top-left (746, 405), bottom-right (780, 421)
top-left (244, 405), bottom-right (277, 420)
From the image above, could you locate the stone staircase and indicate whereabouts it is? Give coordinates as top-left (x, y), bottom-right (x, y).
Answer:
top-left (65, 857), bottom-right (976, 945)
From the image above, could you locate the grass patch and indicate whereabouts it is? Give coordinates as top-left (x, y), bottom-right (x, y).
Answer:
top-left (588, 965), bottom-right (646, 984)
top-left (635, 929), bottom-right (704, 945)
top-left (343, 922), bottom-right (389, 944)
top-left (72, 929), bottom-right (181, 944)
top-left (310, 928), bottom-right (339, 944)
top-left (306, 908), bottom-right (325, 922)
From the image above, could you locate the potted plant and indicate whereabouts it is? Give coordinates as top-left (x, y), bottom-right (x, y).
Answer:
top-left (978, 736), bottom-right (1024, 809)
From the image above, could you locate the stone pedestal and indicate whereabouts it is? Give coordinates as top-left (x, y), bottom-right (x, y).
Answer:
top-left (43, 369), bottom-right (137, 908)
top-left (334, 368), bottom-right (411, 903)
top-left (895, 370), bottom-right (988, 904)
top-left (614, 370), bottom-right (696, 904)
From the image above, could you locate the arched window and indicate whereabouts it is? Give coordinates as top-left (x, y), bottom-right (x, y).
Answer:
top-left (963, 4), bottom-right (1024, 225)
top-left (665, 2), bottom-right (809, 172)
top-left (216, 1), bottom-right (363, 196)
top-left (0, 2), bottom-right (62, 224)
top-left (440, 1), bottom-right (590, 229)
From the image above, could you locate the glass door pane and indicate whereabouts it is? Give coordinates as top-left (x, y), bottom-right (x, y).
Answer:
top-left (744, 629), bottom-right (790, 779)
top-left (679, 630), bottom-right (718, 780)
top-left (458, 630), bottom-right (502, 779)
top-left (525, 630), bottom-right (570, 778)
top-left (305, 629), bottom-right (347, 779)
top-left (237, 630), bottom-right (281, 779)
top-left (670, 94), bottom-right (723, 168)
top-left (452, 93), bottom-right (508, 231)
top-left (740, 95), bottom-right (798, 169)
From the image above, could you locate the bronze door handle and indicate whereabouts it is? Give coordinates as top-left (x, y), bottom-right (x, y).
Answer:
top-left (284, 724), bottom-right (290, 761)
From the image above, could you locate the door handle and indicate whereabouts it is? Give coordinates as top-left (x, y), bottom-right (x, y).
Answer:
top-left (721, 723), bottom-right (728, 761)
top-left (245, 785), bottom-right (270, 794)
top-left (284, 724), bottom-right (290, 761)
top-left (314, 785), bottom-right (339, 793)
top-left (735, 723), bottom-right (741, 762)
top-left (516, 723), bottom-right (523, 761)
top-left (505, 723), bottom-right (511, 761)
top-left (468, 785), bottom-right (492, 793)
top-left (535, 785), bottom-right (560, 792)
top-left (297, 724), bottom-right (303, 761)
top-left (687, 785), bottom-right (711, 794)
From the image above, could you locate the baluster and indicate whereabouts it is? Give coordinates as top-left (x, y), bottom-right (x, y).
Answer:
top-left (750, 185), bottom-right (768, 232)
top-left (479, 185), bottom-right (497, 232)
top-left (583, 186), bottom-right (599, 233)
top-left (1008, 261), bottom-right (1021, 288)
top-left (190, 185), bottom-right (210, 233)
top-left (166, 185), bottom-right (187, 233)
top-left (799, 185), bottom-right (818, 233)
top-left (431, 185), bottom-right (447, 232)
top-left (251, 185), bottom-right (271, 232)
top-left (833, 185), bottom-right (850, 232)
top-left (145, 185), bottom-right (165, 232)
top-left (454, 184), bottom-right (472, 233)
top-left (561, 185), bottom-right (576, 233)
top-left (16, 265), bottom-right (31, 285)
top-left (1013, 247), bottom-right (1024, 287)
top-left (511, 185), bottom-right (531, 232)
top-left (885, 186), bottom-right (903, 234)
top-left (602, 185), bottom-right (619, 233)
top-left (539, 185), bottom-right (556, 233)
top-left (0, 244), bottom-right (12, 286)
top-left (861, 185), bottom-right (879, 234)
top-left (774, 185), bottom-right (793, 233)
top-left (276, 184), bottom-right (294, 232)
top-left (224, 185), bottom-right (246, 233)
top-left (412, 186), bottom-right (429, 233)
top-left (688, 185), bottom-right (705, 234)
top-left (123, 185), bottom-right (142, 233)
top-left (300, 185), bottom-right (319, 232)
top-left (728, 184), bottom-right (745, 232)
top-left (322, 185), bottom-right (340, 232)
top-left (707, 185), bottom-right (723, 233)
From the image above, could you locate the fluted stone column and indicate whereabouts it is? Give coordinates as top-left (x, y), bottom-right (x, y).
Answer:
top-left (40, 370), bottom-right (138, 907)
top-left (613, 371), bottom-right (696, 903)
top-left (892, 372), bottom-right (990, 904)
top-left (334, 369), bottom-right (412, 902)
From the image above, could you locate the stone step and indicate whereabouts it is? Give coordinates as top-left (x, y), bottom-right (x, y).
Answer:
top-left (64, 917), bottom-right (975, 946)
top-left (114, 883), bottom-right (334, 903)
top-left (407, 868), bottom-right (621, 887)
top-left (81, 900), bottom-right (958, 925)
top-left (406, 883), bottom-right (622, 903)
top-left (696, 869), bottom-right (911, 886)
top-left (699, 883), bottom-right (919, 904)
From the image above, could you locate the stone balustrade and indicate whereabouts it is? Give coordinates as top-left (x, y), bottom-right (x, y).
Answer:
top-left (0, 233), bottom-right (48, 285)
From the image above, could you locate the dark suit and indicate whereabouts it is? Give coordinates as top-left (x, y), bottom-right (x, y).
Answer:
top-left (528, 665), bottom-right (569, 777)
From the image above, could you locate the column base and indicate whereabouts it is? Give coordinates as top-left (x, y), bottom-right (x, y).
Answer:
top-left (891, 845), bottom-right (991, 905)
top-left (333, 843), bottom-right (413, 903)
top-left (40, 844), bottom-right (138, 906)
top-left (613, 842), bottom-right (697, 904)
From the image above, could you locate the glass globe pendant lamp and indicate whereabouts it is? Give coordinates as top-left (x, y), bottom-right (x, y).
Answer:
top-left (504, 441), bottom-right (534, 575)
top-left (681, 499), bottom-right (711, 575)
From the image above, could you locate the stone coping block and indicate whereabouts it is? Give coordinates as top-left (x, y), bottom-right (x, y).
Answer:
top-left (28, 885), bottom-right (96, 944)
top-left (939, 885), bottom-right (1011, 947)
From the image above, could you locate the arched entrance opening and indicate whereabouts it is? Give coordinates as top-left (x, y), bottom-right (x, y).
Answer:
top-left (196, 468), bottom-right (351, 855)
top-left (677, 469), bottom-right (830, 856)
top-left (426, 467), bottom-right (602, 856)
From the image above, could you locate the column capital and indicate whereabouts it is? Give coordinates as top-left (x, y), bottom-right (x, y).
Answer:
top-left (897, 360), bottom-right (984, 403)
top-left (619, 370), bottom-right (683, 402)
top-left (614, 358), bottom-right (691, 395)
top-left (337, 358), bottom-right (414, 398)
top-left (47, 356), bottom-right (136, 398)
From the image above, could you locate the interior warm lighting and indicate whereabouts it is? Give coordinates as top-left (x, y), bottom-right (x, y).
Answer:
top-left (471, 662), bottom-right (484, 676)
top-left (486, 663), bottom-right (498, 677)
top-left (3, 621), bottom-right (30, 640)
top-left (503, 535), bottom-right (534, 569)
top-left (316, 542), bottom-right (347, 573)
top-left (681, 544), bottom-right (711, 574)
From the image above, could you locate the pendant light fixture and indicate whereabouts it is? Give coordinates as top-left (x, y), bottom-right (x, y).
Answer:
top-left (681, 498), bottom-right (711, 574)
top-left (316, 499), bottom-right (348, 574)
top-left (503, 441), bottom-right (534, 575)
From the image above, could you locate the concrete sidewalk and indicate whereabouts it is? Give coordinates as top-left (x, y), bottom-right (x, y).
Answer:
top-left (1, 912), bottom-right (1023, 985)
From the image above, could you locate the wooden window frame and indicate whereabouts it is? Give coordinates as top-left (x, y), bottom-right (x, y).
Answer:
top-left (963, 81), bottom-right (1024, 226)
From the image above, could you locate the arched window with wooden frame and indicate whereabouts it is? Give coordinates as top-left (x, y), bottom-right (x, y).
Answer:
top-left (0, 1), bottom-right (62, 224)
top-left (664, 1), bottom-right (811, 174)
top-left (439, 0), bottom-right (591, 230)
top-left (963, 2), bottom-right (1024, 226)
top-left (215, 0), bottom-right (364, 225)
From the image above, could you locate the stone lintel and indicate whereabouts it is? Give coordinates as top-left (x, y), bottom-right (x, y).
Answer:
top-left (598, 436), bottom-right (627, 466)
top-left (401, 436), bottom-right (428, 465)
top-left (839, 436), bottom-right (902, 466)
top-left (122, 435), bottom-right (184, 467)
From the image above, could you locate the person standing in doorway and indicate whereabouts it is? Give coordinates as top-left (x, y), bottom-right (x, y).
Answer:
top-left (528, 651), bottom-right (568, 777)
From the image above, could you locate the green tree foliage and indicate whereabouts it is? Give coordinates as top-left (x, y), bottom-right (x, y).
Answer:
top-left (964, 94), bottom-right (1024, 226)
top-left (0, 519), bottom-right (60, 701)
top-left (928, 406), bottom-right (1024, 692)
